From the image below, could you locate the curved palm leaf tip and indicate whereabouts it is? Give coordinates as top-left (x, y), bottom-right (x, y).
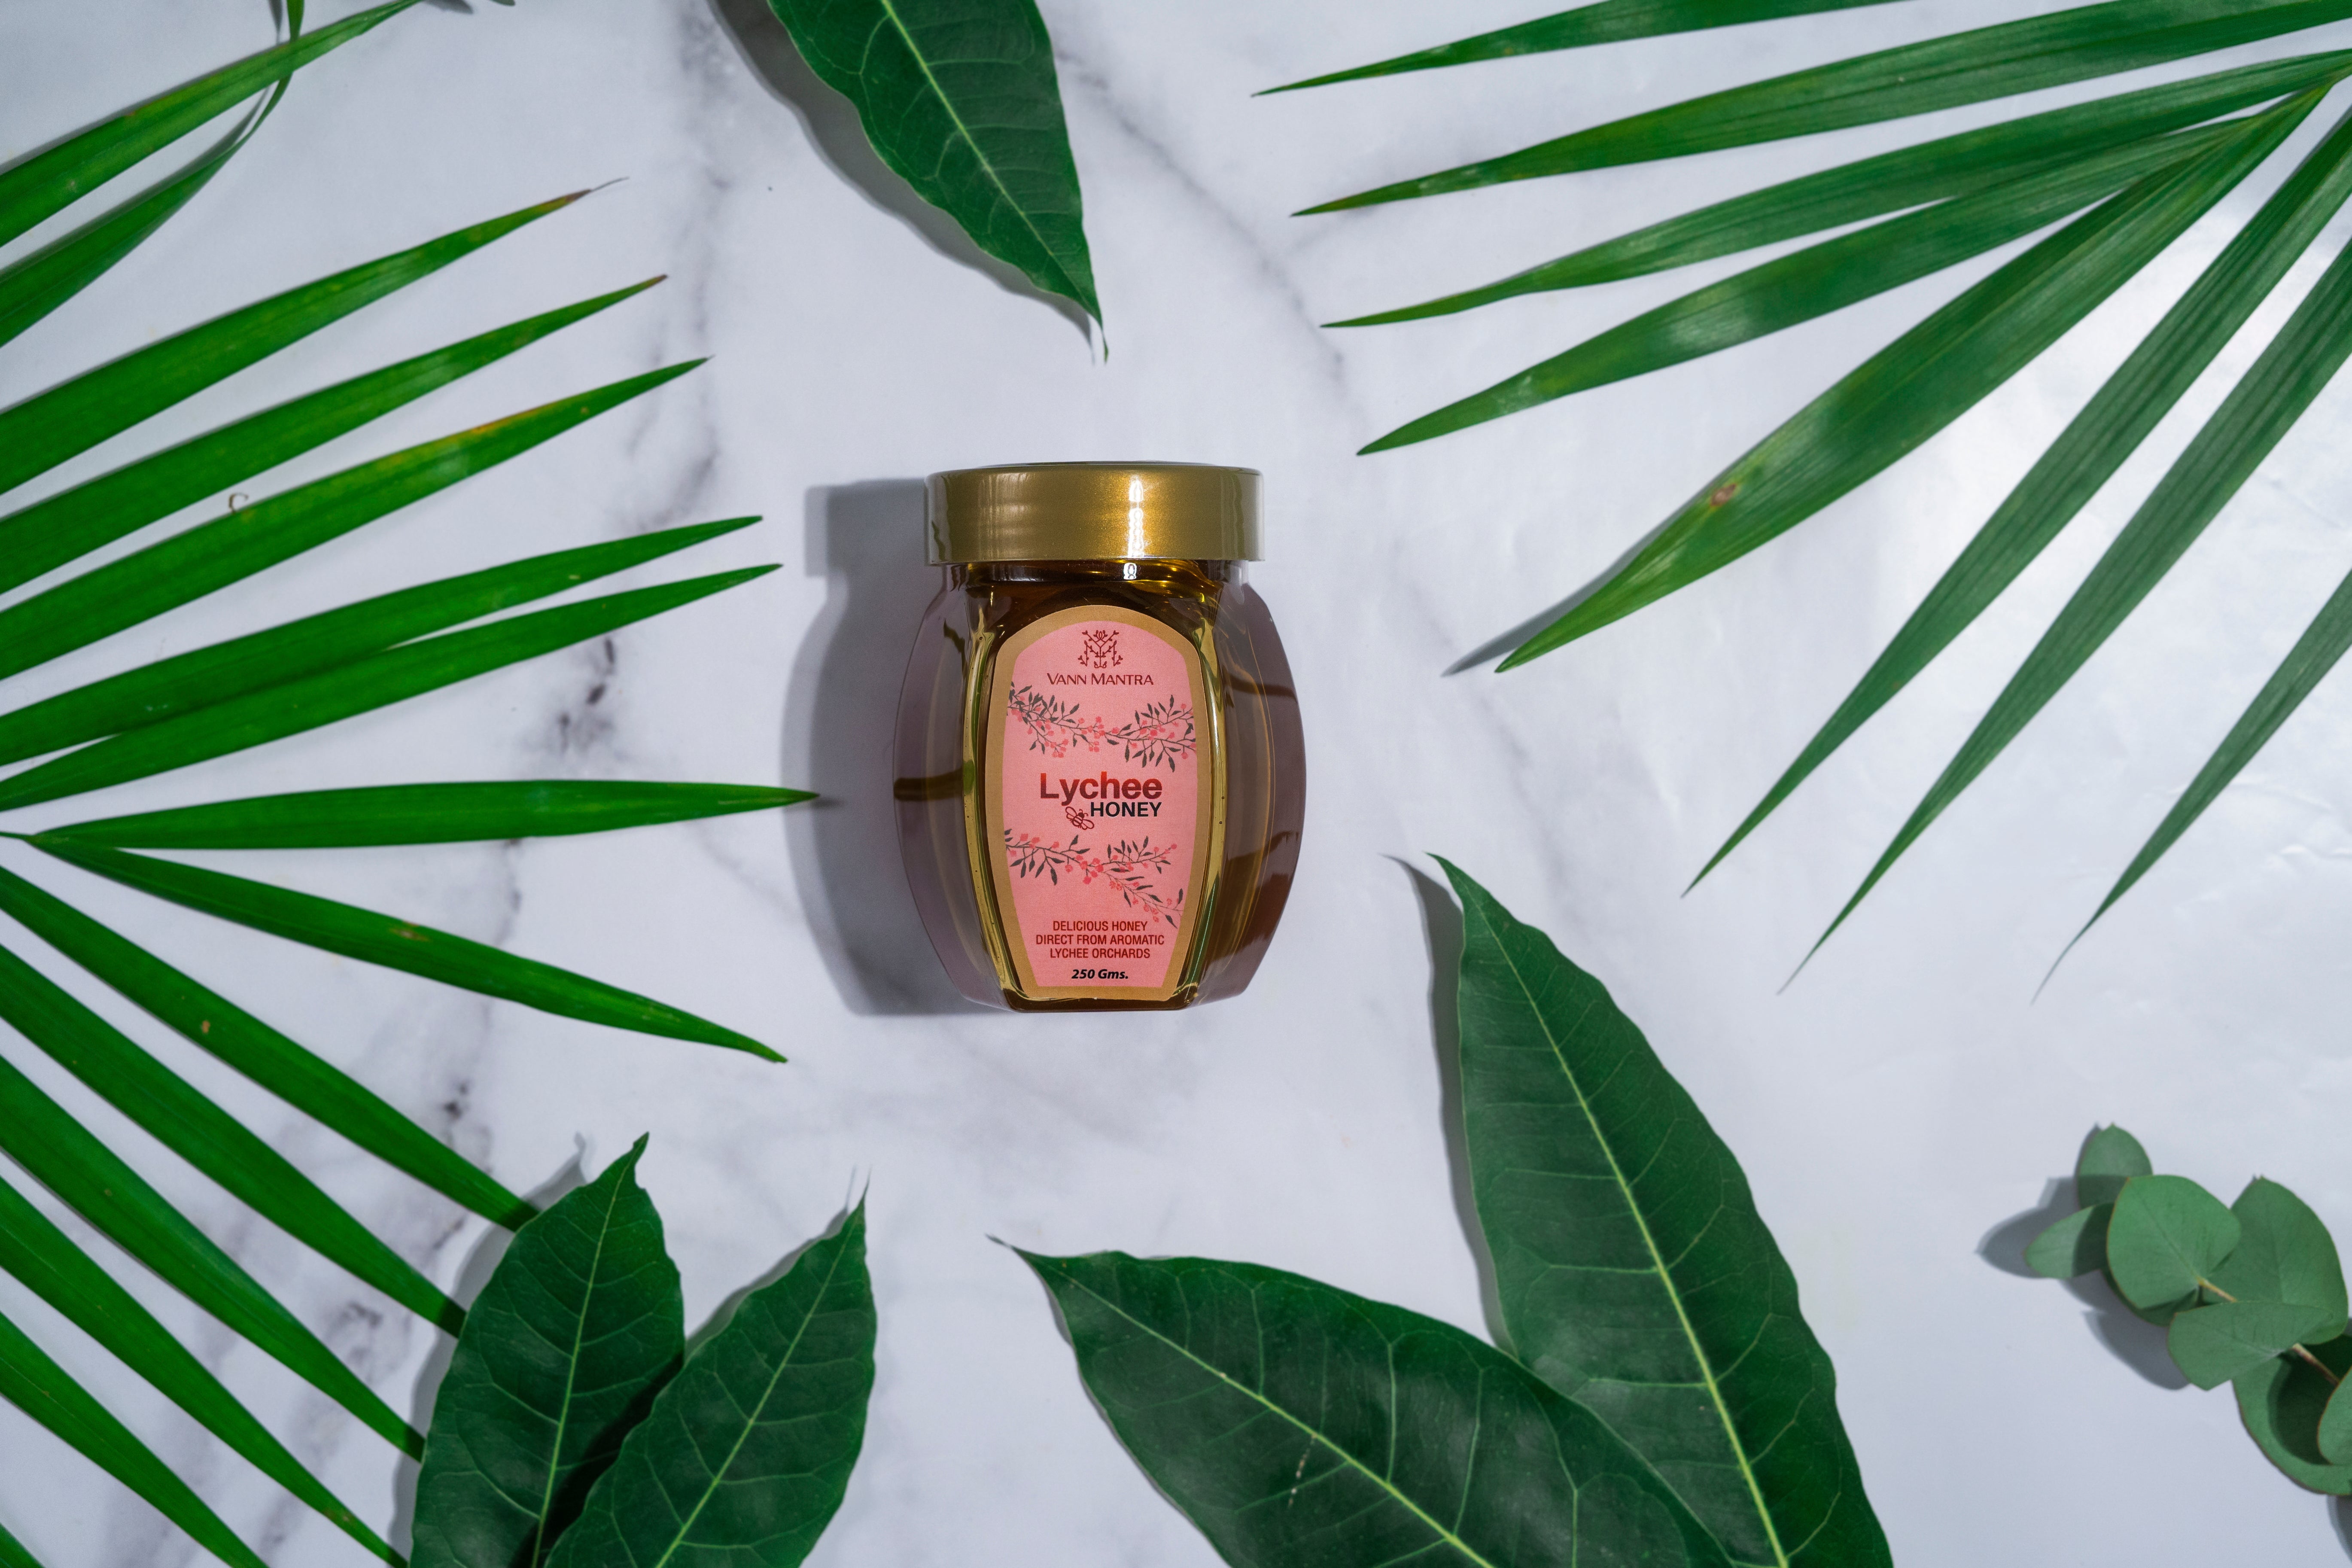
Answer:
top-left (1288, 0), bottom-right (2352, 944)
top-left (1026, 865), bottom-right (1886, 1568)
top-left (0, 12), bottom-right (811, 1563)
top-left (761, 0), bottom-right (1101, 330)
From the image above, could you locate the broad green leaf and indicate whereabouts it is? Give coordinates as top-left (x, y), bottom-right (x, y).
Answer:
top-left (1268, 0), bottom-right (1909, 93)
top-left (1818, 160), bottom-right (2352, 950)
top-left (545, 1204), bottom-right (874, 1568)
top-left (1333, 52), bottom-right (2352, 323)
top-left (2236, 1335), bottom-right (2352, 1492)
top-left (1441, 859), bottom-right (1886, 1568)
top-left (2319, 1366), bottom-right (2352, 1465)
top-left (1703, 98), bottom-right (2352, 886)
top-left (0, 3), bottom-right (407, 249)
top-left (0, 123), bottom-right (243, 355)
top-left (0, 189), bottom-right (586, 499)
top-left (0, 277), bottom-right (662, 597)
top-left (1022, 1247), bottom-right (1736, 1568)
top-left (2078, 1124), bottom-right (2153, 1207)
top-left (0, 929), bottom-right (461, 1333)
top-left (414, 1136), bottom-right (682, 1568)
top-left (1507, 89), bottom-right (2306, 667)
top-left (0, 1302), bottom-right (267, 1568)
top-left (0, 1175), bottom-right (392, 1562)
top-left (2170, 1301), bottom-right (2343, 1389)
top-left (51, 781), bottom-right (814, 849)
top-left (1305, 0), bottom-right (2352, 211)
top-left (2026, 1204), bottom-right (2111, 1279)
top-left (0, 567), bottom-right (775, 811)
top-left (0, 1047), bottom-right (421, 1455)
top-left (2106, 1175), bottom-right (2239, 1317)
top-left (2086, 559), bottom-right (2352, 933)
top-left (2212, 1179), bottom-right (2349, 1321)
top-left (1366, 125), bottom-right (2223, 451)
top-left (761, 0), bottom-right (1100, 326)
top-left (0, 362), bottom-right (701, 684)
top-left (0, 864), bottom-right (533, 1231)
top-left (32, 841), bottom-right (782, 1063)
top-left (0, 518), bottom-right (757, 770)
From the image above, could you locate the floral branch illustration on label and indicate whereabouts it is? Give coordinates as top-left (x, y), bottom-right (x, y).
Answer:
top-left (1004, 832), bottom-right (1185, 928)
top-left (1007, 686), bottom-right (1196, 771)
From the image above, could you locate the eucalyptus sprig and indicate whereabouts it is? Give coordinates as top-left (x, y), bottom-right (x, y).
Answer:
top-left (2027, 1127), bottom-right (2352, 1493)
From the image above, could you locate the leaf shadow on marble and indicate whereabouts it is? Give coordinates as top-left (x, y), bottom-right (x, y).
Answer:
top-left (1981, 1167), bottom-right (2190, 1391)
top-left (783, 480), bottom-right (987, 1016)
top-left (703, 0), bottom-right (1095, 345)
top-left (389, 1149), bottom-right (589, 1558)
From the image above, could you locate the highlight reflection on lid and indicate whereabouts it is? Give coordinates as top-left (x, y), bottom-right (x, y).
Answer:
top-left (925, 463), bottom-right (1261, 564)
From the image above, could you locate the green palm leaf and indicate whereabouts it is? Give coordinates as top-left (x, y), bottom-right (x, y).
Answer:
top-left (0, 567), bottom-right (773, 811)
top-left (46, 782), bottom-right (815, 849)
top-left (1365, 122), bottom-right (2230, 450)
top-left (0, 518), bottom-right (756, 770)
top-left (0, 275), bottom-right (659, 597)
top-left (0, 1516), bottom-right (40, 1568)
top-left (0, 189), bottom-right (586, 500)
top-left (1331, 50), bottom-right (2350, 323)
top-left (1304, 0), bottom-right (2352, 210)
top-left (0, 1174), bottom-right (393, 1562)
top-left (0, 865), bottom-right (532, 1230)
top-left (31, 842), bottom-right (780, 1062)
top-left (1698, 99), bottom-right (2352, 884)
top-left (1811, 171), bottom-right (2352, 959)
top-left (0, 1302), bottom-right (267, 1568)
top-left (0, 918), bottom-right (461, 1332)
top-left (1504, 90), bottom-right (2309, 664)
top-left (0, 1035), bottom-right (420, 1455)
top-left (0, 2), bottom-right (406, 249)
top-left (1267, 0), bottom-right (1908, 92)
top-left (0, 363), bottom-right (700, 684)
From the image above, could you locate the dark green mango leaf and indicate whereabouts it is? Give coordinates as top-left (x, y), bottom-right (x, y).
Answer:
top-left (2236, 1335), bottom-right (2352, 1492)
top-left (413, 1136), bottom-right (682, 1568)
top-left (1366, 125), bottom-right (2222, 451)
top-left (0, 189), bottom-right (584, 500)
top-left (52, 781), bottom-right (814, 850)
top-left (0, 566), bottom-right (774, 812)
top-left (1697, 100), bottom-right (2352, 885)
top-left (1333, 52), bottom-right (2352, 324)
top-left (0, 1303), bottom-right (267, 1568)
top-left (2106, 1175), bottom-right (2239, 1318)
top-left (545, 1204), bottom-right (873, 1568)
top-left (1269, 0), bottom-right (1908, 93)
top-left (1305, 0), bottom-right (2352, 210)
top-left (1820, 147), bottom-right (2352, 952)
top-left (0, 362), bottom-right (701, 684)
top-left (1441, 859), bottom-right (1886, 1568)
top-left (762, 0), bottom-right (1100, 326)
top-left (0, 519), bottom-right (756, 771)
top-left (2171, 1301), bottom-right (2344, 1390)
top-left (0, 1175), bottom-right (392, 1562)
top-left (2078, 1124), bottom-right (2153, 1207)
top-left (1507, 90), bottom-right (2304, 668)
top-left (32, 841), bottom-right (781, 1063)
top-left (0, 865), bottom-right (531, 1230)
top-left (1023, 1246), bottom-right (1736, 1568)
top-left (0, 2), bottom-right (407, 250)
top-left (0, 1048), bottom-right (420, 1455)
top-left (0, 930), bottom-right (461, 1333)
top-left (2027, 1204), bottom-right (2112, 1280)
top-left (0, 277), bottom-right (660, 597)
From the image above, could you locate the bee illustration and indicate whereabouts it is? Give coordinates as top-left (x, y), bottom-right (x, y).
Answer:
top-left (1063, 803), bottom-right (1096, 834)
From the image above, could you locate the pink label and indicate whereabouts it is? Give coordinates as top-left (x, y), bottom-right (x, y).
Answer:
top-left (992, 612), bottom-right (1205, 994)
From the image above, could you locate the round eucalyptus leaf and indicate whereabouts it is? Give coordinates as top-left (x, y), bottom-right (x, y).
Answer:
top-left (2074, 1126), bottom-right (2151, 1208)
top-left (2213, 1178), bottom-right (2348, 1322)
top-left (2107, 1175), bottom-right (2240, 1312)
top-left (2026, 1204), bottom-right (2110, 1279)
top-left (2168, 1301), bottom-right (2344, 1391)
top-left (2321, 1368), bottom-right (2352, 1467)
top-left (2235, 1337), bottom-right (2352, 1495)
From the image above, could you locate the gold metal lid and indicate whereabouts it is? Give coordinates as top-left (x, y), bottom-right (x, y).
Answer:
top-left (926, 462), bottom-right (1261, 564)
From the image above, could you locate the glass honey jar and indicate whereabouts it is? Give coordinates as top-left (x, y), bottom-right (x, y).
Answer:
top-left (893, 463), bottom-right (1305, 1011)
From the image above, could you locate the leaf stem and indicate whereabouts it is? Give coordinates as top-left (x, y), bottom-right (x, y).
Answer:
top-left (2197, 1277), bottom-right (2341, 1386)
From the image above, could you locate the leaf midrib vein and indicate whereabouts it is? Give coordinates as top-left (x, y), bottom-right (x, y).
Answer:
top-left (527, 1171), bottom-right (632, 1567)
top-left (1482, 921), bottom-right (1789, 1568)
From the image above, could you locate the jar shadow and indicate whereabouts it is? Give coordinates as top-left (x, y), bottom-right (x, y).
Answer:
top-left (784, 480), bottom-right (989, 1015)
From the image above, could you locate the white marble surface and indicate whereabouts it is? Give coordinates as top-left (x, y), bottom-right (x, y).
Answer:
top-left (9, 1), bottom-right (2352, 1562)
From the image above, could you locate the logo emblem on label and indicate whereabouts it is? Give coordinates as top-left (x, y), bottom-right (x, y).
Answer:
top-left (1077, 628), bottom-right (1123, 670)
